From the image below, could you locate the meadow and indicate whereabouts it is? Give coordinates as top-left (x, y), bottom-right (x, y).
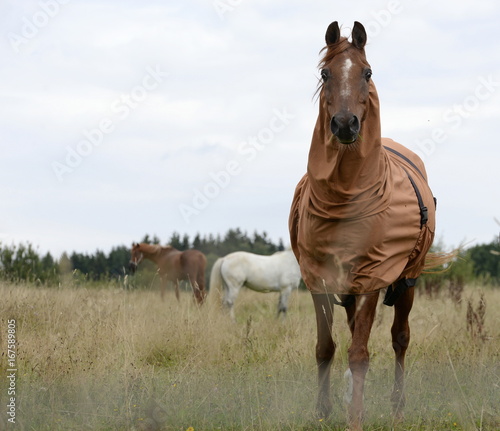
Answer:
top-left (0, 281), bottom-right (498, 430)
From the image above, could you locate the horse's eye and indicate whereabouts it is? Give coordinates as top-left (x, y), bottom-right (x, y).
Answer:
top-left (321, 69), bottom-right (330, 82)
top-left (364, 68), bottom-right (372, 81)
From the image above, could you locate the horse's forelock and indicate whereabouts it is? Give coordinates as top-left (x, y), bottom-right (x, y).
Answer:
top-left (315, 37), bottom-right (358, 100)
top-left (318, 37), bottom-right (352, 69)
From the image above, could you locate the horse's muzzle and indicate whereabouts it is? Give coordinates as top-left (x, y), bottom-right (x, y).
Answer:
top-left (330, 113), bottom-right (360, 144)
top-left (128, 261), bottom-right (137, 274)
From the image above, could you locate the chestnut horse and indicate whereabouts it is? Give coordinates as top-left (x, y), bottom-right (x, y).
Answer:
top-left (129, 243), bottom-right (206, 304)
top-left (289, 22), bottom-right (448, 429)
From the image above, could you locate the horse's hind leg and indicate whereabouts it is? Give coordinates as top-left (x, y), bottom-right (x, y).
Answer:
top-left (191, 280), bottom-right (203, 304)
top-left (222, 281), bottom-right (239, 321)
top-left (391, 285), bottom-right (414, 419)
top-left (188, 272), bottom-right (205, 305)
top-left (311, 293), bottom-right (336, 419)
top-left (345, 292), bottom-right (379, 430)
top-left (277, 285), bottom-right (293, 317)
top-left (195, 270), bottom-right (206, 304)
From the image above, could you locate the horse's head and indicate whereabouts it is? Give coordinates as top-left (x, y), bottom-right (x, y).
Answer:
top-left (129, 242), bottom-right (143, 274)
top-left (319, 21), bottom-right (371, 145)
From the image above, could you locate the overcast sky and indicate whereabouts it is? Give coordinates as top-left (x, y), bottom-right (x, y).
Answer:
top-left (1, 0), bottom-right (499, 258)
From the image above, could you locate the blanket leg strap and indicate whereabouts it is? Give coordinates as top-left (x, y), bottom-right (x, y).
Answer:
top-left (383, 278), bottom-right (417, 307)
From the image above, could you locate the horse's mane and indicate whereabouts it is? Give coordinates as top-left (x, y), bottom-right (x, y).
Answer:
top-left (138, 243), bottom-right (177, 252)
top-left (138, 243), bottom-right (163, 254)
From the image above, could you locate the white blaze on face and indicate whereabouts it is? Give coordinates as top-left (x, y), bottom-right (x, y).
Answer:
top-left (340, 57), bottom-right (353, 98)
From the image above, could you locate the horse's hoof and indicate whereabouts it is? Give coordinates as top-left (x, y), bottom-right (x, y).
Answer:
top-left (391, 391), bottom-right (406, 421)
top-left (343, 368), bottom-right (353, 404)
top-left (392, 409), bottom-right (405, 424)
top-left (347, 410), bottom-right (365, 431)
top-left (315, 402), bottom-right (332, 421)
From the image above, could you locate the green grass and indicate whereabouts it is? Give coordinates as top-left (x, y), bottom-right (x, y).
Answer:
top-left (0, 282), bottom-right (499, 430)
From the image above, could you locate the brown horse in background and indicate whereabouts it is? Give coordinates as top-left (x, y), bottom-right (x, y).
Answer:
top-left (129, 243), bottom-right (207, 304)
top-left (289, 21), bottom-right (452, 430)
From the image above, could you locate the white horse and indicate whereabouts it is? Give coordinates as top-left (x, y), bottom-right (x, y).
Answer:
top-left (209, 250), bottom-right (302, 319)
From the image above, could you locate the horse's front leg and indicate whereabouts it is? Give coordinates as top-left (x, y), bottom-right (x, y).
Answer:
top-left (159, 276), bottom-right (167, 301)
top-left (345, 291), bottom-right (379, 430)
top-left (391, 285), bottom-right (414, 420)
top-left (311, 293), bottom-right (336, 419)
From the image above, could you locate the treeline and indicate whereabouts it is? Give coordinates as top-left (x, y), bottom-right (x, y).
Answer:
top-left (0, 229), bottom-right (499, 289)
top-left (0, 242), bottom-right (58, 284)
top-left (0, 228), bottom-right (284, 285)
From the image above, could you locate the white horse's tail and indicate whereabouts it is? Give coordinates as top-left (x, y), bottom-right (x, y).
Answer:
top-left (209, 257), bottom-right (225, 299)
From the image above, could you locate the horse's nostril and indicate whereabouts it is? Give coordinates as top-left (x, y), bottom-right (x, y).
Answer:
top-left (349, 115), bottom-right (360, 133)
top-left (330, 116), bottom-right (340, 135)
top-left (128, 262), bottom-right (137, 273)
top-left (330, 113), bottom-right (359, 141)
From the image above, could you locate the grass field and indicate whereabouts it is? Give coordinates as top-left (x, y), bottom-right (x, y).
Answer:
top-left (0, 281), bottom-right (499, 430)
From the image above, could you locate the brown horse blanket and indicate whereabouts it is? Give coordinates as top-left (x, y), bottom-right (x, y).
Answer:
top-left (289, 116), bottom-right (436, 295)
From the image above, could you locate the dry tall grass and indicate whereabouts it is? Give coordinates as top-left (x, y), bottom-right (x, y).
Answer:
top-left (0, 282), bottom-right (498, 430)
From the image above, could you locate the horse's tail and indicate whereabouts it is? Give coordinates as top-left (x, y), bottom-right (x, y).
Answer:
top-left (209, 257), bottom-right (225, 300)
top-left (423, 249), bottom-right (459, 273)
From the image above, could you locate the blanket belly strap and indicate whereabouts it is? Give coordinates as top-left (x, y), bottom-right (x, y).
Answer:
top-left (383, 145), bottom-right (433, 229)
top-left (403, 168), bottom-right (428, 228)
top-left (383, 145), bottom-right (425, 179)
top-left (331, 294), bottom-right (355, 307)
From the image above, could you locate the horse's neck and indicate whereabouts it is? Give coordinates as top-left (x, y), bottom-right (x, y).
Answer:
top-left (162, 246), bottom-right (177, 256)
top-left (305, 94), bottom-right (391, 219)
top-left (156, 246), bottom-right (178, 263)
top-left (308, 106), bottom-right (385, 184)
top-left (140, 244), bottom-right (162, 263)
top-left (308, 93), bottom-right (386, 187)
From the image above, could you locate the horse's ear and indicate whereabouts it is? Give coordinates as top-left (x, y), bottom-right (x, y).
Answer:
top-left (352, 21), bottom-right (367, 49)
top-left (325, 21), bottom-right (340, 45)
